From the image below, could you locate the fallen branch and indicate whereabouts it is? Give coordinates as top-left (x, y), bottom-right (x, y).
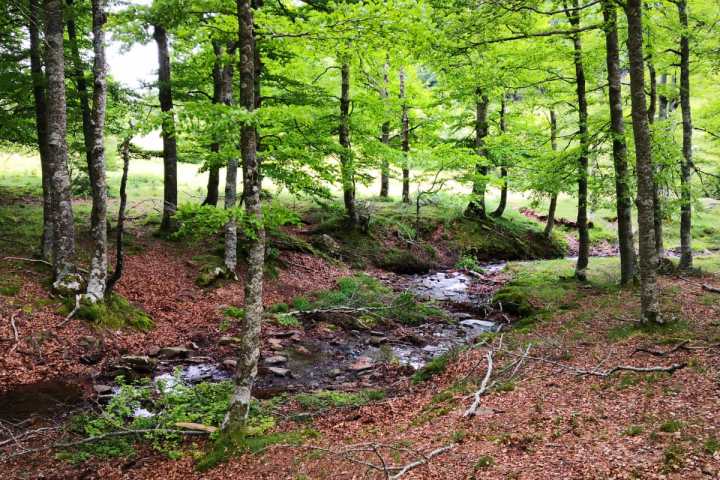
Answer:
top-left (9, 312), bottom-right (18, 343)
top-left (702, 284), bottom-right (720, 294)
top-left (2, 256), bottom-right (52, 267)
top-left (632, 340), bottom-right (689, 357)
top-left (464, 350), bottom-right (494, 417)
top-left (389, 445), bottom-right (454, 479)
top-left (288, 305), bottom-right (389, 317)
top-left (58, 294), bottom-right (81, 327)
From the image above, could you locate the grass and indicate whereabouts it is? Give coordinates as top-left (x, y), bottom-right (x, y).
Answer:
top-left (293, 390), bottom-right (385, 411)
top-left (411, 348), bottom-right (461, 383)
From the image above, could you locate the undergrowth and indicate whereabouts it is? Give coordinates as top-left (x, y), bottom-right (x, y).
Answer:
top-left (63, 294), bottom-right (154, 331)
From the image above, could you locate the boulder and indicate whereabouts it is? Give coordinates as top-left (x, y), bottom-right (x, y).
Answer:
top-left (268, 367), bottom-right (290, 377)
top-left (349, 356), bottom-right (374, 372)
top-left (120, 355), bottom-right (157, 373)
top-left (264, 355), bottom-right (287, 365)
top-left (157, 346), bottom-right (192, 359)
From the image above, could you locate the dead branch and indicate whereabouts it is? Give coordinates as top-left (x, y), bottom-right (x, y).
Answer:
top-left (287, 306), bottom-right (390, 317)
top-left (2, 256), bottom-right (52, 267)
top-left (702, 284), bottom-right (720, 294)
top-left (58, 294), bottom-right (81, 327)
top-left (9, 312), bottom-right (18, 343)
top-left (632, 340), bottom-right (689, 357)
top-left (464, 350), bottom-right (495, 417)
top-left (389, 445), bottom-right (454, 479)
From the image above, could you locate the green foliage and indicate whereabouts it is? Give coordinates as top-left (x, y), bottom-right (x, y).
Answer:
top-left (455, 255), bottom-right (484, 272)
top-left (224, 306), bottom-right (246, 319)
top-left (66, 294), bottom-right (153, 331)
top-left (658, 419), bottom-right (684, 434)
top-left (293, 390), bottom-right (385, 412)
top-left (474, 455), bottom-right (495, 469)
top-left (492, 287), bottom-right (536, 317)
top-left (704, 436), bottom-right (720, 455)
top-left (0, 276), bottom-right (21, 296)
top-left (274, 313), bottom-right (301, 328)
top-left (623, 425), bottom-right (644, 436)
top-left (411, 348), bottom-right (461, 383)
top-left (606, 319), bottom-right (690, 343)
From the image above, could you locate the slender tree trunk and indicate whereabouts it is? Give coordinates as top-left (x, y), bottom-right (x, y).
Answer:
top-left (491, 96), bottom-right (508, 217)
top-left (677, 0), bottom-right (693, 270)
top-left (400, 67), bottom-right (410, 204)
top-left (66, 0), bottom-right (93, 166)
top-left (465, 89), bottom-right (489, 219)
top-left (603, 0), bottom-right (637, 285)
top-left (203, 41), bottom-right (224, 207)
top-left (339, 62), bottom-right (357, 224)
top-left (153, 24), bottom-right (178, 233)
top-left (223, 0), bottom-right (265, 433)
top-left (646, 2), bottom-right (664, 259)
top-left (658, 73), bottom-right (669, 119)
top-left (223, 45), bottom-right (238, 272)
top-left (28, 0), bottom-right (53, 260)
top-left (625, 0), bottom-right (660, 323)
top-left (85, 0), bottom-right (108, 301)
top-left (106, 135), bottom-right (130, 297)
top-left (645, 5), bottom-right (657, 125)
top-left (566, 0), bottom-right (590, 281)
top-left (654, 73), bottom-right (667, 258)
top-left (44, 0), bottom-right (79, 293)
top-left (544, 109), bottom-right (558, 238)
top-left (379, 59), bottom-right (390, 198)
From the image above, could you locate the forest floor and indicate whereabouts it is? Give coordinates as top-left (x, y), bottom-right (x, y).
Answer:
top-left (1, 179), bottom-right (720, 478)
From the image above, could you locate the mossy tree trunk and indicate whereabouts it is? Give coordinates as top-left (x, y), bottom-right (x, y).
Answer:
top-left (400, 67), bottom-right (410, 204)
top-left (676, 0), bottom-right (693, 270)
top-left (544, 109), bottom-right (558, 238)
top-left (465, 89), bottom-right (489, 219)
top-left (491, 96), bottom-right (508, 218)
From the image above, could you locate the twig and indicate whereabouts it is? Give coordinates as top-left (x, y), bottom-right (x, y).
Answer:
top-left (58, 295), bottom-right (81, 327)
top-left (464, 350), bottom-right (494, 417)
top-left (632, 340), bottom-right (689, 357)
top-left (2, 256), bottom-right (51, 267)
top-left (9, 312), bottom-right (19, 343)
top-left (702, 284), bottom-right (720, 294)
top-left (509, 343), bottom-right (532, 380)
top-left (389, 445), bottom-right (454, 479)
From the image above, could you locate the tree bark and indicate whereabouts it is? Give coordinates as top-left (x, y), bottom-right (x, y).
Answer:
top-left (106, 134), bottom-right (131, 297)
top-left (465, 89), bottom-right (489, 219)
top-left (85, 0), bottom-right (108, 302)
top-left (676, 0), bottom-right (693, 270)
top-left (223, 0), bottom-right (265, 432)
top-left (625, 0), bottom-right (661, 323)
top-left (654, 73), bottom-right (667, 258)
top-left (223, 44), bottom-right (238, 273)
top-left (565, 0), bottom-right (590, 281)
top-left (153, 24), bottom-right (178, 233)
top-left (339, 62), bottom-right (357, 224)
top-left (202, 41), bottom-right (224, 208)
top-left (379, 59), bottom-right (390, 198)
top-left (28, 0), bottom-right (53, 261)
top-left (544, 109), bottom-right (558, 238)
top-left (603, 0), bottom-right (637, 285)
top-left (491, 96), bottom-right (508, 217)
top-left (400, 67), bottom-right (410, 204)
top-left (66, 0), bottom-right (93, 166)
top-left (44, 0), bottom-right (79, 292)
top-left (658, 73), bottom-right (669, 119)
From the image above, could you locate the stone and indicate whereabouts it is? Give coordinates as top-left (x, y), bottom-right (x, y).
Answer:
top-left (219, 336), bottom-right (241, 346)
top-left (459, 319), bottom-right (497, 330)
top-left (147, 345), bottom-right (161, 357)
top-left (330, 368), bottom-right (342, 377)
top-left (222, 359), bottom-right (237, 369)
top-left (264, 355), bottom-right (287, 365)
top-left (120, 355), bottom-right (156, 373)
top-left (369, 336), bottom-right (388, 346)
top-left (268, 367), bottom-right (290, 377)
top-left (79, 351), bottom-right (103, 365)
top-left (268, 338), bottom-right (284, 350)
top-left (349, 356), bottom-right (374, 372)
top-left (157, 346), bottom-right (192, 359)
top-left (294, 345), bottom-right (311, 355)
top-left (92, 384), bottom-right (113, 395)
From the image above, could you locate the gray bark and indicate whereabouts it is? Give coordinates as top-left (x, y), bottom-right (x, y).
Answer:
top-left (491, 96), bottom-right (508, 218)
top-left (44, 0), bottom-right (79, 293)
top-left (153, 24), bottom-right (179, 233)
top-left (677, 0), bottom-right (693, 270)
top-left (625, 0), bottom-right (661, 323)
top-left (223, 45), bottom-right (238, 273)
top-left (339, 62), bottom-right (357, 224)
top-left (28, 0), bottom-right (53, 260)
top-left (400, 67), bottom-right (410, 204)
top-left (603, 0), bottom-right (637, 285)
top-left (379, 60), bottom-right (390, 198)
top-left (465, 89), bottom-right (489, 219)
top-left (66, 0), bottom-right (93, 167)
top-left (223, 0), bottom-right (265, 432)
top-left (566, 0), bottom-right (590, 281)
top-left (106, 135), bottom-right (130, 297)
top-left (85, 0), bottom-right (108, 301)
top-left (544, 109), bottom-right (558, 238)
top-left (203, 41), bottom-right (224, 207)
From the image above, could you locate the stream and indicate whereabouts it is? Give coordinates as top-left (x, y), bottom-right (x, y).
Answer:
top-left (0, 264), bottom-right (509, 421)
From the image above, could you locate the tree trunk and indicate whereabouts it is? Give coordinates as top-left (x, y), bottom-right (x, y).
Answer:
top-left (106, 134), bottom-right (131, 297)
top-left (400, 67), bottom-right (410, 204)
top-left (491, 96), bottom-right (508, 217)
top-left (339, 62), bottom-right (357, 224)
top-left (565, 0), bottom-right (590, 281)
top-left (379, 59), bottom-right (390, 198)
top-left (153, 24), bottom-right (178, 233)
top-left (66, 0), bottom-right (93, 166)
top-left (603, 0), bottom-right (637, 285)
top-left (28, 0), bottom-right (53, 261)
top-left (625, 0), bottom-right (661, 323)
top-left (544, 109), bottom-right (558, 238)
top-left (646, 16), bottom-right (657, 125)
top-left (44, 0), bottom-right (79, 293)
top-left (465, 89), bottom-right (489, 218)
top-left (223, 0), bottom-right (265, 433)
top-left (223, 45), bottom-right (238, 272)
top-left (658, 73), bottom-right (669, 119)
top-left (677, 0), bottom-right (693, 270)
top-left (85, 0), bottom-right (108, 302)
top-left (202, 41), bottom-right (224, 207)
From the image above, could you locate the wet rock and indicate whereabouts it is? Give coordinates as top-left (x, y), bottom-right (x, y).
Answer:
top-left (330, 368), bottom-right (342, 377)
top-left (400, 334), bottom-right (425, 346)
top-left (120, 355), bottom-right (157, 373)
top-left (369, 336), bottom-right (388, 346)
top-left (147, 345), bottom-right (161, 357)
top-left (222, 359), bottom-right (237, 370)
top-left (92, 384), bottom-right (113, 395)
top-left (158, 346), bottom-right (192, 359)
top-left (459, 319), bottom-right (496, 330)
top-left (312, 234), bottom-right (341, 255)
top-left (268, 367), bottom-right (290, 377)
top-left (264, 355), bottom-right (287, 365)
top-left (349, 356), bottom-right (374, 372)
top-left (80, 351), bottom-right (103, 365)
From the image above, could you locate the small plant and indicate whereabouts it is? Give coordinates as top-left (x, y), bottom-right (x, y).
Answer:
top-left (658, 419), bottom-right (684, 433)
top-left (704, 436), bottom-right (720, 455)
top-left (274, 313), bottom-right (301, 328)
top-left (662, 444), bottom-right (686, 472)
top-left (291, 297), bottom-right (312, 311)
top-left (0, 276), bottom-right (21, 296)
top-left (411, 348), bottom-right (461, 383)
top-left (224, 306), bottom-right (245, 319)
top-left (455, 255), bottom-right (483, 272)
top-left (293, 389), bottom-right (385, 412)
top-left (474, 455), bottom-right (494, 469)
top-left (268, 303), bottom-right (289, 314)
top-left (623, 425), bottom-right (644, 436)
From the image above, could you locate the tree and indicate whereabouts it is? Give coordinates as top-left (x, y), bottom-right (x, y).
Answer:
top-left (544, 109), bottom-right (559, 238)
top-left (44, 0), bottom-right (80, 294)
top-left (223, 0), bottom-right (265, 432)
top-left (491, 95), bottom-right (508, 217)
top-left (602, 0), bottom-right (636, 285)
top-left (399, 66), bottom-right (410, 204)
top-left (465, 89), bottom-right (490, 218)
top-left (624, 0), bottom-right (660, 324)
top-left (201, 41), bottom-right (225, 208)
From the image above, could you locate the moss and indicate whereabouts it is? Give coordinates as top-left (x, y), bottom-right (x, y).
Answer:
top-left (411, 348), bottom-right (461, 383)
top-left (623, 425), bottom-right (644, 436)
top-left (473, 455), bottom-right (494, 469)
top-left (293, 389), bottom-right (385, 411)
top-left (607, 319), bottom-right (691, 343)
top-left (492, 287), bottom-right (536, 317)
top-left (65, 294), bottom-right (153, 331)
top-left (658, 419), bottom-right (684, 433)
top-left (0, 276), bottom-right (21, 296)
